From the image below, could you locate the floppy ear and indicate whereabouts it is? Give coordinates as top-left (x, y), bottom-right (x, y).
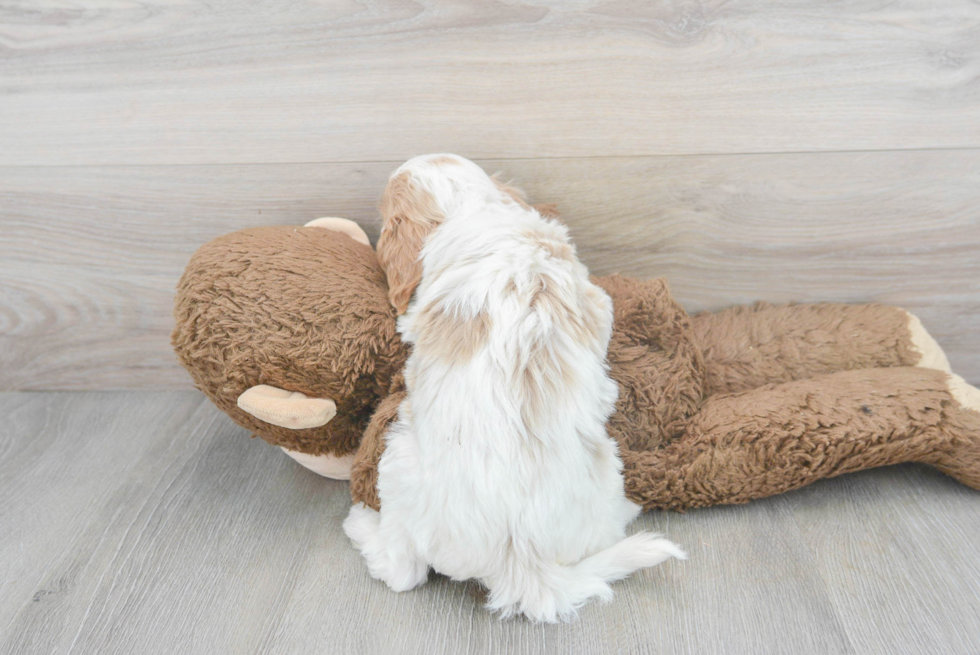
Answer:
top-left (377, 171), bottom-right (445, 314)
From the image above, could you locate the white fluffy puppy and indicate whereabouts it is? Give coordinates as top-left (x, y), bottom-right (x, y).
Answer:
top-left (344, 154), bottom-right (684, 622)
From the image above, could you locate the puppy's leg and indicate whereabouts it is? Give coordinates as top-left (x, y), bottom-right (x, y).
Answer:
top-left (345, 411), bottom-right (430, 592)
top-left (344, 504), bottom-right (429, 592)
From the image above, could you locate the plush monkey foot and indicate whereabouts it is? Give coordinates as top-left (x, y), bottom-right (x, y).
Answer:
top-left (932, 373), bottom-right (980, 490)
top-left (906, 310), bottom-right (979, 489)
top-left (237, 385), bottom-right (336, 429)
top-left (948, 374), bottom-right (980, 412)
top-left (906, 311), bottom-right (952, 373)
top-left (622, 367), bottom-right (980, 511)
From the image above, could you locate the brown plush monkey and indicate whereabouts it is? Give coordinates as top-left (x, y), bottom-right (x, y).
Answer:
top-left (172, 220), bottom-right (980, 511)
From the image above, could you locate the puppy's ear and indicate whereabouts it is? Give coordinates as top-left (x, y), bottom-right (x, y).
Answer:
top-left (377, 172), bottom-right (445, 314)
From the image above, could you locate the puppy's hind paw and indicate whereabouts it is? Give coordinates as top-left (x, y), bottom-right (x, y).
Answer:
top-left (343, 503), bottom-right (380, 551)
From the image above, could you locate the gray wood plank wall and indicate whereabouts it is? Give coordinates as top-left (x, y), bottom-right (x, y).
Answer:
top-left (1, 1), bottom-right (979, 390)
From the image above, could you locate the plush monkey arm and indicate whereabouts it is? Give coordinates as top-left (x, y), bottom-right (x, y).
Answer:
top-left (591, 274), bottom-right (706, 453)
top-left (621, 366), bottom-right (980, 511)
top-left (350, 391), bottom-right (405, 511)
top-left (690, 302), bottom-right (951, 397)
top-left (349, 369), bottom-right (980, 513)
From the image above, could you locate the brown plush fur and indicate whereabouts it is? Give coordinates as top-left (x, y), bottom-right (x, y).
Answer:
top-left (350, 391), bottom-right (405, 510)
top-left (172, 226), bottom-right (408, 456)
top-left (690, 301), bottom-right (920, 395)
top-left (173, 225), bottom-right (980, 511)
top-left (622, 366), bottom-right (980, 510)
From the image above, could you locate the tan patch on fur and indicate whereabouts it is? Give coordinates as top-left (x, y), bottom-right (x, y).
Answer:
top-left (377, 172), bottom-right (446, 314)
top-left (530, 281), bottom-right (606, 348)
top-left (582, 436), bottom-right (611, 471)
top-left (533, 203), bottom-right (561, 220)
top-left (516, 282), bottom-right (609, 428)
top-left (429, 155), bottom-right (462, 166)
top-left (524, 229), bottom-right (574, 262)
top-left (491, 174), bottom-right (560, 221)
top-left (416, 303), bottom-right (492, 365)
top-left (517, 342), bottom-right (580, 433)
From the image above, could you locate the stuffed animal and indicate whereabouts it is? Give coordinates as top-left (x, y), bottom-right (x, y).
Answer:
top-left (172, 219), bottom-right (980, 511)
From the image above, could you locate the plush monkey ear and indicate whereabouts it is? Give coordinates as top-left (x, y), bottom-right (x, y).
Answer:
top-left (304, 217), bottom-right (371, 246)
top-left (377, 172), bottom-right (445, 315)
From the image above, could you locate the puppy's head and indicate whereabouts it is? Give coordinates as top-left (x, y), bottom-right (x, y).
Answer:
top-left (377, 153), bottom-right (556, 314)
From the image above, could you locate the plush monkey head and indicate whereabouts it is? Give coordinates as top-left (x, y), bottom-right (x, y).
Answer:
top-left (172, 223), bottom-right (409, 460)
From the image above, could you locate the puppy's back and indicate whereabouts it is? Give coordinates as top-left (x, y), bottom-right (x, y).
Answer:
top-left (382, 154), bottom-right (684, 622)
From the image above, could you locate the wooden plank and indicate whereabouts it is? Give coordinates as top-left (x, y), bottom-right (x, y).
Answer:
top-left (1, 1), bottom-right (979, 166)
top-left (0, 391), bottom-right (852, 654)
top-left (2, 150), bottom-right (978, 390)
top-left (0, 390), bottom-right (351, 654)
top-left (789, 466), bottom-right (980, 654)
top-left (262, 498), bottom-right (854, 655)
top-left (3, 392), bottom-right (979, 653)
top-left (0, 392), bottom-right (210, 635)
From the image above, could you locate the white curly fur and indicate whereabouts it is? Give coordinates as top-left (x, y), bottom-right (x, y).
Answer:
top-left (344, 154), bottom-right (684, 622)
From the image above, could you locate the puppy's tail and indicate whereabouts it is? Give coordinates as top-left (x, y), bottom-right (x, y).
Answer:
top-left (487, 532), bottom-right (685, 623)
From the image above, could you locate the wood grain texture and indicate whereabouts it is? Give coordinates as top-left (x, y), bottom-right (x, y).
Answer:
top-left (1, 0), bottom-right (979, 166)
top-left (791, 467), bottom-right (980, 654)
top-left (2, 150), bottom-right (978, 390)
top-left (1, 391), bottom-right (978, 654)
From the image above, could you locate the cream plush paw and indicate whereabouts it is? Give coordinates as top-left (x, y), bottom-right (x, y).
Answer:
top-left (947, 374), bottom-right (980, 413)
top-left (280, 448), bottom-right (355, 480)
top-left (931, 373), bottom-right (980, 491)
top-left (304, 217), bottom-right (370, 246)
top-left (906, 311), bottom-right (952, 373)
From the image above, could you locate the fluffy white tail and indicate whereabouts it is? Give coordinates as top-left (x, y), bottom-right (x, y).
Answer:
top-left (487, 532), bottom-right (686, 623)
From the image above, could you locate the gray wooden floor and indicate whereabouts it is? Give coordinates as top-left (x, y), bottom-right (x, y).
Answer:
top-left (2, 391), bottom-right (978, 655)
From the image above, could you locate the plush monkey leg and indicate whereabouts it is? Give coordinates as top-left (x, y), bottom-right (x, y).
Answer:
top-left (622, 367), bottom-right (980, 511)
top-left (690, 302), bottom-right (951, 396)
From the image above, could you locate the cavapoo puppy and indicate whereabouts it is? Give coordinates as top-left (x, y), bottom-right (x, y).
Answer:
top-left (343, 154), bottom-right (684, 622)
